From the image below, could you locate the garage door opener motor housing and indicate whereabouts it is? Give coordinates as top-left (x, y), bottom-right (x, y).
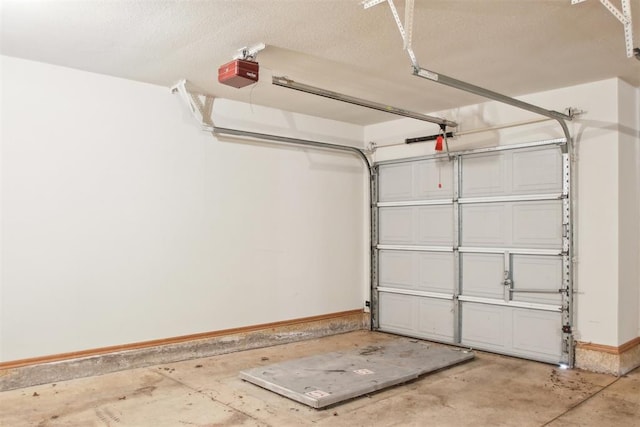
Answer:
top-left (218, 43), bottom-right (265, 89)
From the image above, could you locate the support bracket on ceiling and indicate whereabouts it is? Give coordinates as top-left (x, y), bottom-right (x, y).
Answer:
top-left (233, 42), bottom-right (266, 61)
top-left (362, 0), bottom-right (418, 67)
top-left (572, 0), bottom-right (637, 59)
top-left (170, 79), bottom-right (214, 131)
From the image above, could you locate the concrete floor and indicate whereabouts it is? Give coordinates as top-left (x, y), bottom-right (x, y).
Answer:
top-left (1, 331), bottom-right (638, 427)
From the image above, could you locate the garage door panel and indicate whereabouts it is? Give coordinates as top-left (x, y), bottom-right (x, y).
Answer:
top-left (378, 161), bottom-right (453, 202)
top-left (461, 253), bottom-right (504, 299)
top-left (417, 252), bottom-right (455, 293)
top-left (461, 303), bottom-right (562, 363)
top-left (417, 298), bottom-right (455, 341)
top-left (379, 164), bottom-right (413, 202)
top-left (461, 148), bottom-right (562, 198)
top-left (461, 303), bottom-right (508, 348)
top-left (461, 154), bottom-right (507, 197)
top-left (378, 293), bottom-right (413, 332)
top-left (379, 251), bottom-right (415, 289)
top-left (512, 149), bottom-right (562, 194)
top-left (417, 206), bottom-right (453, 245)
top-left (512, 310), bottom-right (562, 360)
top-left (379, 208), bottom-right (414, 244)
top-left (378, 292), bottom-right (454, 342)
top-left (512, 202), bottom-right (562, 248)
top-left (460, 204), bottom-right (507, 246)
top-left (462, 201), bottom-right (562, 249)
top-left (379, 251), bottom-right (454, 294)
top-left (380, 206), bottom-right (453, 245)
top-left (415, 159), bottom-right (454, 199)
top-left (511, 255), bottom-right (562, 305)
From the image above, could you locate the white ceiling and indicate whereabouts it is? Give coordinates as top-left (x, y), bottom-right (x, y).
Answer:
top-left (1, 0), bottom-right (639, 125)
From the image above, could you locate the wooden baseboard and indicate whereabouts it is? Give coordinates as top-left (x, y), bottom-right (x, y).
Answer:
top-left (0, 309), bottom-right (365, 370)
top-left (576, 336), bottom-right (640, 355)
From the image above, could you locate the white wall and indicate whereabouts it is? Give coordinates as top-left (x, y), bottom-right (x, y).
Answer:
top-left (368, 78), bottom-right (639, 348)
top-left (0, 56), bottom-right (367, 361)
top-left (620, 83), bottom-right (640, 342)
top-left (616, 79), bottom-right (638, 344)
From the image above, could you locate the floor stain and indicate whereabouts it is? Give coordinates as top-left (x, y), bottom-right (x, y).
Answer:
top-left (133, 385), bottom-right (157, 396)
top-left (359, 346), bottom-right (382, 356)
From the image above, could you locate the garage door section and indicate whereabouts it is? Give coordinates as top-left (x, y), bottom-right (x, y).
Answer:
top-left (374, 141), bottom-right (572, 365)
top-left (376, 158), bottom-right (456, 342)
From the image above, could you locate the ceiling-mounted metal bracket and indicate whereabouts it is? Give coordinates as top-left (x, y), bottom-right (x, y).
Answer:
top-left (170, 79), bottom-right (214, 131)
top-left (566, 107), bottom-right (586, 118)
top-left (361, 0), bottom-right (419, 68)
top-left (272, 75), bottom-right (457, 127)
top-left (386, 0), bottom-right (418, 68)
top-left (572, 0), bottom-right (636, 58)
top-left (361, 0), bottom-right (386, 9)
top-left (233, 42), bottom-right (266, 61)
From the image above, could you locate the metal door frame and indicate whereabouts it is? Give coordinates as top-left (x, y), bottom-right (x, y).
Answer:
top-left (372, 137), bottom-right (574, 366)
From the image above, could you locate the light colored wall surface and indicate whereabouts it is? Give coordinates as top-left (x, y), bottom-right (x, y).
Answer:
top-left (0, 57), bottom-right (4, 360)
top-left (0, 56), bottom-right (366, 361)
top-left (369, 78), bottom-right (634, 347)
top-left (617, 81), bottom-right (640, 343)
top-left (1, 55), bottom-right (637, 362)
top-left (569, 80), bottom-right (620, 347)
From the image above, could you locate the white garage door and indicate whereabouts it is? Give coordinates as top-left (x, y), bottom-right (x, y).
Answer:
top-left (373, 140), bottom-right (573, 365)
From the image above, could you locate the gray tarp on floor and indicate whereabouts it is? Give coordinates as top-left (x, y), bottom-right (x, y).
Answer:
top-left (239, 337), bottom-right (474, 408)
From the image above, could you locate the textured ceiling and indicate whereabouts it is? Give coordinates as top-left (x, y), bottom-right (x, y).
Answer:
top-left (1, 0), bottom-right (639, 125)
